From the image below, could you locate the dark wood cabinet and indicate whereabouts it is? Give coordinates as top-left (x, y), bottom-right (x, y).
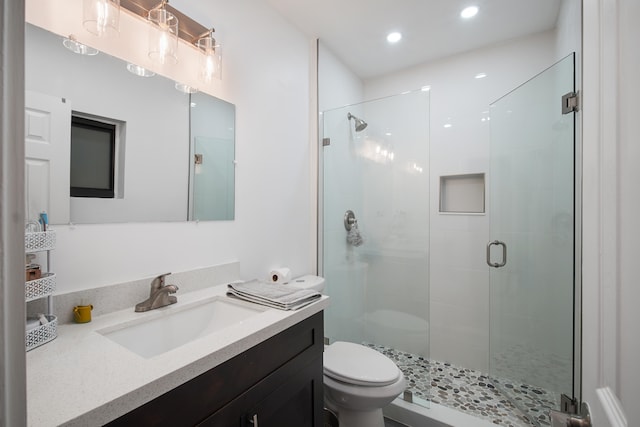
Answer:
top-left (107, 311), bottom-right (324, 427)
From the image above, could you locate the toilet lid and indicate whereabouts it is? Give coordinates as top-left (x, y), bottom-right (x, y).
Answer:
top-left (323, 341), bottom-right (400, 386)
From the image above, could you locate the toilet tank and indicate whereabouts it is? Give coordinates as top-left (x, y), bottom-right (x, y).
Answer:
top-left (291, 275), bottom-right (325, 292)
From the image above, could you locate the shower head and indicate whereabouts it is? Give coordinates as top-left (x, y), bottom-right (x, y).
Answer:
top-left (347, 112), bottom-right (368, 132)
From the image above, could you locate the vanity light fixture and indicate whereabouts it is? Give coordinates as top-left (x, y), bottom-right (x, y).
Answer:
top-left (63, 34), bottom-right (99, 56)
top-left (147, 1), bottom-right (179, 65)
top-left (83, 0), bottom-right (120, 37)
top-left (126, 63), bottom-right (155, 77)
top-left (196, 30), bottom-right (222, 82)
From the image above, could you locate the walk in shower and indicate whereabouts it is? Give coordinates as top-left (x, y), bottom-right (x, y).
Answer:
top-left (319, 54), bottom-right (578, 427)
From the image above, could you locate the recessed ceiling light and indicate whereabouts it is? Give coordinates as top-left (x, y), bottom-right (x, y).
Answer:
top-left (62, 35), bottom-right (98, 56)
top-left (475, 72), bottom-right (487, 79)
top-left (175, 82), bottom-right (198, 94)
top-left (126, 63), bottom-right (155, 77)
top-left (461, 6), bottom-right (479, 19)
top-left (387, 32), bottom-right (402, 43)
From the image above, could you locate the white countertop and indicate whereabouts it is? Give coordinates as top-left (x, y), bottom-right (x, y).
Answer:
top-left (26, 284), bottom-right (329, 427)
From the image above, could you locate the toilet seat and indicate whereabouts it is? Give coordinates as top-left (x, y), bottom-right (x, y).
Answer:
top-left (324, 341), bottom-right (400, 386)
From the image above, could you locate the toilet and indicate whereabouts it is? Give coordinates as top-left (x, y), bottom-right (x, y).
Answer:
top-left (323, 341), bottom-right (406, 427)
top-left (292, 276), bottom-right (407, 427)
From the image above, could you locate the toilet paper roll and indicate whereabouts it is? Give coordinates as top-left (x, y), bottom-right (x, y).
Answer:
top-left (268, 267), bottom-right (292, 284)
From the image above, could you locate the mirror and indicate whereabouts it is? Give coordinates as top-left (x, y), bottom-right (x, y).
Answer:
top-left (24, 23), bottom-right (235, 224)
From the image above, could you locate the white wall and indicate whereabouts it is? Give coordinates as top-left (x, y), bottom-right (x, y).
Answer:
top-left (364, 31), bottom-right (559, 372)
top-left (318, 42), bottom-right (364, 112)
top-left (26, 0), bottom-right (313, 293)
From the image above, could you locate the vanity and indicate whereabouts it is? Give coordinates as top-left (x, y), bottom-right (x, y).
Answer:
top-left (26, 282), bottom-right (328, 426)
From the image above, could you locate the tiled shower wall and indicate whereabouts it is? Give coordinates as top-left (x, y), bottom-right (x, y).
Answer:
top-left (364, 31), bottom-right (558, 372)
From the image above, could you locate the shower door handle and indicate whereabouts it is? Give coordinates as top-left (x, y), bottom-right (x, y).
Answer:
top-left (486, 240), bottom-right (507, 268)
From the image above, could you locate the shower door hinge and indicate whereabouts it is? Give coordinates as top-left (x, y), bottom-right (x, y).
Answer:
top-left (322, 137), bottom-right (331, 146)
top-left (550, 401), bottom-right (591, 427)
top-left (561, 394), bottom-right (579, 414)
top-left (562, 91), bottom-right (579, 114)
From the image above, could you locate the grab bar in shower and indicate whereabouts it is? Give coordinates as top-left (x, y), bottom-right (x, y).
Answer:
top-left (486, 240), bottom-right (507, 268)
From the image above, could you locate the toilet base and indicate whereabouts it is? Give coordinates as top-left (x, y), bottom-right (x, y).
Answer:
top-left (326, 396), bottom-right (385, 427)
top-left (336, 407), bottom-right (385, 427)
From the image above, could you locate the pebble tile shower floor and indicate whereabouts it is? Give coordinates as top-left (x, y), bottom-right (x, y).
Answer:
top-left (365, 344), bottom-right (558, 427)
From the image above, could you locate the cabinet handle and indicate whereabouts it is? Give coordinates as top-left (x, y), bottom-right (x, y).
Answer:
top-left (249, 414), bottom-right (258, 426)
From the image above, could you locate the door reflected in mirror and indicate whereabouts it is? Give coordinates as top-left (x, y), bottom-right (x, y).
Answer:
top-left (24, 23), bottom-right (236, 224)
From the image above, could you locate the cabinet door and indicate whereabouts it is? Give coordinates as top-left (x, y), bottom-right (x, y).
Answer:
top-left (198, 356), bottom-right (323, 427)
top-left (243, 358), bottom-right (323, 427)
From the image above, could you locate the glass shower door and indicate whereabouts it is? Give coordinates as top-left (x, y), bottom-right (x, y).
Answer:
top-left (488, 54), bottom-right (576, 425)
top-left (320, 89), bottom-right (430, 406)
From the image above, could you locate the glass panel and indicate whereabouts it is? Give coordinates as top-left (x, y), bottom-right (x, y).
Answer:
top-left (321, 89), bottom-right (430, 406)
top-left (189, 92), bottom-right (236, 221)
top-left (192, 137), bottom-right (235, 220)
top-left (489, 54), bottom-right (575, 425)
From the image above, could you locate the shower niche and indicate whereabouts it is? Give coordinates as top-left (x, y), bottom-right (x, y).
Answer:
top-left (439, 173), bottom-right (485, 214)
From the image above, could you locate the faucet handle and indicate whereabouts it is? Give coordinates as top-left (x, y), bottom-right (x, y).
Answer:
top-left (150, 272), bottom-right (172, 290)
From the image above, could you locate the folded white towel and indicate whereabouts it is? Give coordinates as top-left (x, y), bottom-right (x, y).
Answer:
top-left (227, 280), bottom-right (321, 310)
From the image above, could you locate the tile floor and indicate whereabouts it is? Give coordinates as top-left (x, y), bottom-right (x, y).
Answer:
top-left (365, 343), bottom-right (559, 427)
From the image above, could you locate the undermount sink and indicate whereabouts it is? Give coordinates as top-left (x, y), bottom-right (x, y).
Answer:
top-left (98, 296), bottom-right (266, 358)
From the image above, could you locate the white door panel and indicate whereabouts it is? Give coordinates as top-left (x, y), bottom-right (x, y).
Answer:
top-left (25, 91), bottom-right (71, 224)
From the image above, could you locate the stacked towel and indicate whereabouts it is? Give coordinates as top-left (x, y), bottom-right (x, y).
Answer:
top-left (227, 280), bottom-right (321, 310)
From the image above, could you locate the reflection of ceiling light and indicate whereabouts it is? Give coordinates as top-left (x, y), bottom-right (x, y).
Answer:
top-left (63, 35), bottom-right (99, 55)
top-left (175, 82), bottom-right (198, 94)
top-left (126, 63), bottom-right (155, 77)
top-left (387, 32), bottom-right (402, 43)
top-left (421, 85), bottom-right (431, 91)
top-left (444, 123), bottom-right (452, 128)
top-left (461, 6), bottom-right (479, 19)
top-left (475, 72), bottom-right (487, 79)
top-left (190, 102), bottom-right (197, 107)
top-left (83, 0), bottom-right (120, 37)
top-left (385, 132), bottom-right (392, 136)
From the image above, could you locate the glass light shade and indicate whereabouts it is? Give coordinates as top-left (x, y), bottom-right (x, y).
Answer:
top-left (197, 35), bottom-right (222, 82)
top-left (175, 82), bottom-right (198, 94)
top-left (148, 8), bottom-right (179, 65)
top-left (83, 0), bottom-right (120, 37)
top-left (126, 63), bottom-right (155, 77)
top-left (63, 35), bottom-right (99, 56)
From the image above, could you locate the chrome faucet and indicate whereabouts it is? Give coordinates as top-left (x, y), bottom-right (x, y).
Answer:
top-left (135, 272), bottom-right (179, 312)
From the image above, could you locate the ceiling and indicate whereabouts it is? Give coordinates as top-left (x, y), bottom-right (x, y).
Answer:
top-left (265, 0), bottom-right (563, 79)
